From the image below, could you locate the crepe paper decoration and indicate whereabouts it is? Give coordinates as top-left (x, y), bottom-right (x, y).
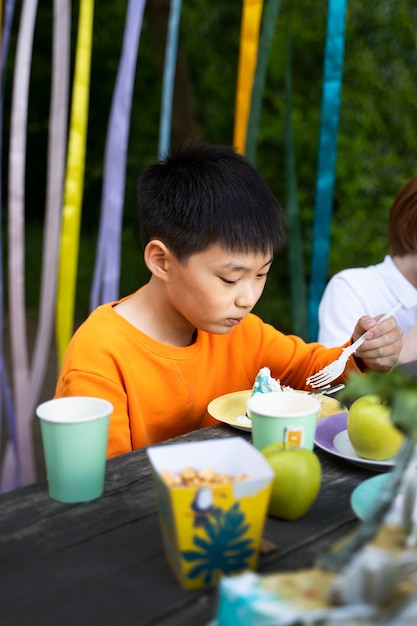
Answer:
top-left (158, 0), bottom-right (182, 159)
top-left (284, 18), bottom-right (308, 340)
top-left (0, 0), bottom-right (19, 493)
top-left (28, 0), bottom-right (69, 401)
top-left (56, 0), bottom-right (94, 366)
top-left (308, 0), bottom-right (347, 341)
top-left (2, 0), bottom-right (70, 491)
top-left (7, 0), bottom-right (39, 486)
top-left (90, 0), bottom-right (145, 311)
top-left (233, 0), bottom-right (263, 156)
top-left (245, 0), bottom-right (281, 164)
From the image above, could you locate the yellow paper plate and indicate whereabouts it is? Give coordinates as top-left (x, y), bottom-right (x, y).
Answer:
top-left (207, 390), bottom-right (346, 432)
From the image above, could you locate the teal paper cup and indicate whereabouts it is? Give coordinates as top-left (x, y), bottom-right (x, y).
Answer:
top-left (246, 392), bottom-right (321, 452)
top-left (36, 396), bottom-right (113, 503)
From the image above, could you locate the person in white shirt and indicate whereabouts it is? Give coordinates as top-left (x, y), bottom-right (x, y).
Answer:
top-left (318, 175), bottom-right (417, 364)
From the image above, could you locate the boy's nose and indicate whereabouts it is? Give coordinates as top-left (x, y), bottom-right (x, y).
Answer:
top-left (235, 285), bottom-right (259, 308)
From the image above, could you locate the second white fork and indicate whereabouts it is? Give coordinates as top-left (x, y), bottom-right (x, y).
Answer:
top-left (306, 302), bottom-right (403, 388)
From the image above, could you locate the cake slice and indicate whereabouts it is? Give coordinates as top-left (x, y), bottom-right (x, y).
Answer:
top-left (252, 367), bottom-right (293, 395)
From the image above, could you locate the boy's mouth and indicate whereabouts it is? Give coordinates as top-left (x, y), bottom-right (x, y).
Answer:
top-left (226, 318), bottom-right (243, 326)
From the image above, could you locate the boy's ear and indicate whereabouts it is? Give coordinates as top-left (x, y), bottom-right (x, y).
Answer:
top-left (144, 240), bottom-right (171, 280)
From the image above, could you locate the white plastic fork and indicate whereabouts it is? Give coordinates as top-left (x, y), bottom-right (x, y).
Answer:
top-left (306, 302), bottom-right (403, 388)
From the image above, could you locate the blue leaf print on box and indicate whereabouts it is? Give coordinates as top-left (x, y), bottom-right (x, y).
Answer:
top-left (182, 499), bottom-right (255, 585)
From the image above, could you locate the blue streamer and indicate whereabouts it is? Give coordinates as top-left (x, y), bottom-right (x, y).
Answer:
top-left (308, 0), bottom-right (347, 341)
top-left (158, 0), bottom-right (182, 160)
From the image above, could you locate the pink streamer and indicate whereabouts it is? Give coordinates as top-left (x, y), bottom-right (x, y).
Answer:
top-left (6, 0), bottom-right (70, 488)
top-left (7, 0), bottom-right (39, 486)
top-left (29, 0), bottom-right (69, 403)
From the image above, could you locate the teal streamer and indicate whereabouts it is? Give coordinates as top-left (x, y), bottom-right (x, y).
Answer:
top-left (308, 0), bottom-right (348, 341)
top-left (158, 0), bottom-right (182, 159)
top-left (245, 0), bottom-right (281, 164)
top-left (284, 14), bottom-right (308, 339)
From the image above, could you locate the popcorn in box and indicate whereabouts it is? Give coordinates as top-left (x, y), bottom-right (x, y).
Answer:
top-left (147, 437), bottom-right (273, 590)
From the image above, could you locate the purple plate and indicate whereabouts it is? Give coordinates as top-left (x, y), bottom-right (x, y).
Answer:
top-left (314, 412), bottom-right (397, 472)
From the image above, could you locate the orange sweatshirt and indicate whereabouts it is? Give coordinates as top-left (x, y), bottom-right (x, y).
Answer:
top-left (55, 301), bottom-right (358, 458)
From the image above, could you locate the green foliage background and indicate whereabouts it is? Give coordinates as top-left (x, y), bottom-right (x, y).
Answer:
top-left (2, 0), bottom-right (417, 334)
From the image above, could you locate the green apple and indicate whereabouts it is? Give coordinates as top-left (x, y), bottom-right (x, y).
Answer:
top-left (347, 394), bottom-right (405, 461)
top-left (261, 443), bottom-right (321, 520)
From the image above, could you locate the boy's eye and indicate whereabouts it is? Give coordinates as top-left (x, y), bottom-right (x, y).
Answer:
top-left (220, 273), bottom-right (268, 284)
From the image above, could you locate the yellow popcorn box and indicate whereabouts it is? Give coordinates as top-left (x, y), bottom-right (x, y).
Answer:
top-left (147, 437), bottom-right (274, 590)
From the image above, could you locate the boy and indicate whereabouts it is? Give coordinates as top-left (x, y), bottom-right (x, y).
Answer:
top-left (55, 144), bottom-right (402, 458)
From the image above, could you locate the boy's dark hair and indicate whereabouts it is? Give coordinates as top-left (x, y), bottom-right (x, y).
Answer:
top-left (137, 143), bottom-right (286, 261)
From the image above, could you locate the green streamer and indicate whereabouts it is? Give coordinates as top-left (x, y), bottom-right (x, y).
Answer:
top-left (245, 0), bottom-right (281, 163)
top-left (284, 16), bottom-right (308, 339)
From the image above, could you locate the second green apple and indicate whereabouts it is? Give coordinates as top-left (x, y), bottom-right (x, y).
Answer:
top-left (347, 394), bottom-right (405, 461)
top-left (262, 443), bottom-right (322, 520)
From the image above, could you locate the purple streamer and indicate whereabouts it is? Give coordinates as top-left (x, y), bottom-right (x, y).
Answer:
top-left (90, 0), bottom-right (145, 310)
top-left (0, 0), bottom-right (19, 492)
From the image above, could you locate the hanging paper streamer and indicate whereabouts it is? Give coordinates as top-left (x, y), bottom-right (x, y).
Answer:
top-left (2, 0), bottom-right (69, 491)
top-left (56, 0), bottom-right (94, 366)
top-left (308, 0), bottom-right (347, 341)
top-left (233, 0), bottom-right (263, 155)
top-left (158, 0), bottom-right (182, 159)
top-left (245, 0), bottom-right (282, 164)
top-left (4, 0), bottom-right (70, 490)
top-left (0, 0), bottom-right (18, 492)
top-left (29, 1), bottom-right (70, 410)
top-left (284, 15), bottom-right (308, 340)
top-left (90, 0), bottom-right (145, 311)
top-left (7, 0), bottom-right (39, 486)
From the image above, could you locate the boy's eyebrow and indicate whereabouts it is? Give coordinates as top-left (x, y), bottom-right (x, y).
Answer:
top-left (221, 257), bottom-right (274, 271)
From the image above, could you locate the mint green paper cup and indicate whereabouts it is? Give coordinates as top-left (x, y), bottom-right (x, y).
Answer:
top-left (36, 397), bottom-right (113, 503)
top-left (246, 392), bottom-right (321, 452)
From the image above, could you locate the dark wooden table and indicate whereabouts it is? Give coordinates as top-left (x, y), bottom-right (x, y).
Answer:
top-left (0, 421), bottom-right (376, 626)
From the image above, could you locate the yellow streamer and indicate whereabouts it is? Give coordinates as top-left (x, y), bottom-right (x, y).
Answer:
top-left (233, 0), bottom-right (263, 155)
top-left (56, 0), bottom-right (94, 365)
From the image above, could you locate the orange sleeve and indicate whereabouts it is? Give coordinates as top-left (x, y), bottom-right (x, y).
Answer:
top-left (55, 303), bottom-right (218, 458)
top-left (54, 306), bottom-right (137, 458)
top-left (238, 314), bottom-right (361, 390)
top-left (56, 367), bottom-right (133, 458)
